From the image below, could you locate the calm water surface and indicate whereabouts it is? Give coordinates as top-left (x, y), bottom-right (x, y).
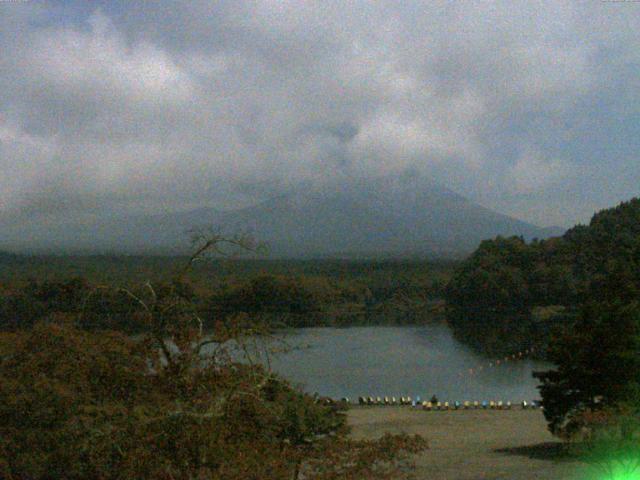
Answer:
top-left (263, 326), bottom-right (550, 402)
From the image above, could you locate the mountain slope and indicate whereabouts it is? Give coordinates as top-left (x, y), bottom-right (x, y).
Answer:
top-left (213, 176), bottom-right (563, 257)
top-left (0, 176), bottom-right (563, 257)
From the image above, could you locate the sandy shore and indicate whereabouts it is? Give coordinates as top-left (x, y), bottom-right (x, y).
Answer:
top-left (347, 407), bottom-right (593, 480)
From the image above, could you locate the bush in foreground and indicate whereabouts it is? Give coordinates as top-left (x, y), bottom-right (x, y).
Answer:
top-left (0, 320), bottom-right (426, 479)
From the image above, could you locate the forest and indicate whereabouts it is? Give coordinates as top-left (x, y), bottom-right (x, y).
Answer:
top-left (0, 255), bottom-right (453, 332)
top-left (445, 197), bottom-right (640, 358)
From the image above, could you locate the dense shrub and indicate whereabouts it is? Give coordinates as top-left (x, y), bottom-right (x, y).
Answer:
top-left (0, 319), bottom-right (426, 480)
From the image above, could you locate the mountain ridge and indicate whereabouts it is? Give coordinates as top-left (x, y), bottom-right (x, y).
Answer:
top-left (0, 176), bottom-right (564, 257)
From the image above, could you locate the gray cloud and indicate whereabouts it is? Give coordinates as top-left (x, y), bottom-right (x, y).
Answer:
top-left (1, 1), bottom-right (640, 227)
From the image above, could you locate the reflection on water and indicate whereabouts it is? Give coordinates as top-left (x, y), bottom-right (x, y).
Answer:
top-left (261, 326), bottom-right (551, 401)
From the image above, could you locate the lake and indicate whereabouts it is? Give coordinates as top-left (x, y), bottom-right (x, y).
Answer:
top-left (261, 325), bottom-right (551, 402)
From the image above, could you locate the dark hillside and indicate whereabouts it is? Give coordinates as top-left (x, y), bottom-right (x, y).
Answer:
top-left (445, 197), bottom-right (640, 357)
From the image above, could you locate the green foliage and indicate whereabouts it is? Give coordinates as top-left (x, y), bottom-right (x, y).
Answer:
top-left (0, 278), bottom-right (92, 331)
top-left (0, 259), bottom-right (453, 331)
top-left (445, 197), bottom-right (640, 357)
top-left (445, 236), bottom-right (566, 356)
top-left (205, 270), bottom-right (447, 328)
top-left (208, 274), bottom-right (322, 325)
top-left (0, 290), bottom-right (45, 330)
top-left (24, 277), bottom-right (93, 313)
top-left (534, 302), bottom-right (640, 437)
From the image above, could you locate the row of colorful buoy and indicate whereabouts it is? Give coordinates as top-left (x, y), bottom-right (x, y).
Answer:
top-left (423, 400), bottom-right (542, 410)
top-left (357, 396), bottom-right (416, 406)
top-left (356, 397), bottom-right (542, 410)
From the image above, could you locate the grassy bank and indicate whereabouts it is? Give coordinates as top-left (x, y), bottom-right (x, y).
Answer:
top-left (347, 407), bottom-right (593, 480)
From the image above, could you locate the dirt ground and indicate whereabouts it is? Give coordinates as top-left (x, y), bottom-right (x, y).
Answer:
top-left (348, 407), bottom-right (594, 480)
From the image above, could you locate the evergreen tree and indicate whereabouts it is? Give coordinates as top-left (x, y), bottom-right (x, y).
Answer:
top-left (534, 301), bottom-right (640, 438)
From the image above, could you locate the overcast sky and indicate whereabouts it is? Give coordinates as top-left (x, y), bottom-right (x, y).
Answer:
top-left (1, 0), bottom-right (640, 228)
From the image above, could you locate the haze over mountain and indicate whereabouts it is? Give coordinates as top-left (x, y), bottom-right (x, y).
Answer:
top-left (0, 175), bottom-right (563, 258)
top-left (3, 2), bottom-right (640, 240)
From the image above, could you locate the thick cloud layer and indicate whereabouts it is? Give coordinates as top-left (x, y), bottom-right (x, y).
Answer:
top-left (1, 0), bottom-right (640, 227)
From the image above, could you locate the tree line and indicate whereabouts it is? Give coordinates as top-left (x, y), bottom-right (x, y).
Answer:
top-left (0, 260), bottom-right (450, 332)
top-left (445, 198), bottom-right (640, 357)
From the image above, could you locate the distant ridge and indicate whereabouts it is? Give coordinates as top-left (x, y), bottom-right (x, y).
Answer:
top-left (0, 175), bottom-right (564, 257)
